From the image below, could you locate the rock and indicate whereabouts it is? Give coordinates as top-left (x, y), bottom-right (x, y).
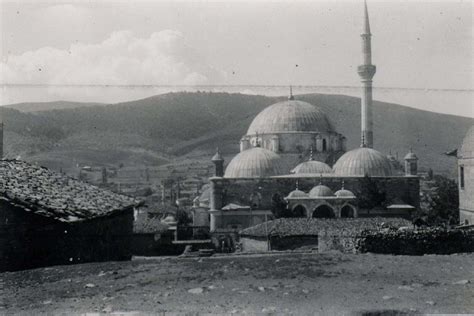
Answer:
top-left (258, 286), bottom-right (265, 292)
top-left (453, 279), bottom-right (470, 285)
top-left (98, 271), bottom-right (107, 277)
top-left (188, 287), bottom-right (204, 294)
top-left (383, 295), bottom-right (393, 300)
top-left (411, 283), bottom-right (423, 288)
top-left (207, 285), bottom-right (217, 290)
top-left (85, 283), bottom-right (96, 288)
top-left (262, 307), bottom-right (277, 313)
top-left (398, 285), bottom-right (414, 291)
top-left (302, 289), bottom-right (309, 294)
top-left (426, 300), bottom-right (436, 306)
top-left (102, 305), bottom-right (113, 313)
top-left (275, 259), bottom-right (280, 263)
top-left (42, 300), bottom-right (52, 305)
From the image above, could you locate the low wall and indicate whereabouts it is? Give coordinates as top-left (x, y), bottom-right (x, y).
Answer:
top-left (357, 228), bottom-right (474, 255)
top-left (270, 236), bottom-right (318, 251)
top-left (319, 231), bottom-right (358, 254)
top-left (320, 228), bottom-right (474, 255)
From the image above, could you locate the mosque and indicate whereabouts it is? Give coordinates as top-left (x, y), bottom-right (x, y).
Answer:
top-left (193, 1), bottom-right (421, 237)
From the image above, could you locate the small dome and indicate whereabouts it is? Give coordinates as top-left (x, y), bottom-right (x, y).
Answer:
top-left (335, 189), bottom-right (355, 198)
top-left (460, 125), bottom-right (474, 159)
top-left (224, 147), bottom-right (284, 178)
top-left (247, 100), bottom-right (332, 135)
top-left (309, 185), bottom-right (334, 197)
top-left (333, 147), bottom-right (393, 177)
top-left (291, 160), bottom-right (333, 174)
top-left (287, 189), bottom-right (308, 198)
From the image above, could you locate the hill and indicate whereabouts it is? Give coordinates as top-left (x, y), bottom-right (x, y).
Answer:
top-left (1, 92), bottom-right (472, 176)
top-left (6, 100), bottom-right (106, 113)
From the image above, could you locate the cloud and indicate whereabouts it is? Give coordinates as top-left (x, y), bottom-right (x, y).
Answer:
top-left (1, 30), bottom-right (226, 85)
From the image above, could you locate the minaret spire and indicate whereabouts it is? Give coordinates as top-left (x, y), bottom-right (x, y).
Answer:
top-left (358, 0), bottom-right (376, 148)
top-left (288, 85), bottom-right (294, 100)
top-left (363, 0), bottom-right (371, 36)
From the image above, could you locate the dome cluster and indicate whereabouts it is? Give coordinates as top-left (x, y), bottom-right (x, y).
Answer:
top-left (286, 184), bottom-right (355, 200)
top-left (221, 97), bottom-right (398, 179)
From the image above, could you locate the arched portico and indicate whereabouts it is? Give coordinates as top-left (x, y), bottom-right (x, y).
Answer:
top-left (340, 204), bottom-right (356, 218)
top-left (312, 204), bottom-right (335, 218)
top-left (291, 204), bottom-right (307, 218)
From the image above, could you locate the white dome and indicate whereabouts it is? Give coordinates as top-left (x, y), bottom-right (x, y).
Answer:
top-left (333, 147), bottom-right (393, 177)
top-left (334, 189), bottom-right (355, 198)
top-left (286, 189), bottom-right (308, 198)
top-left (246, 99), bottom-right (332, 135)
top-left (224, 147), bottom-right (284, 178)
top-left (291, 160), bottom-right (333, 174)
top-left (309, 185), bottom-right (334, 198)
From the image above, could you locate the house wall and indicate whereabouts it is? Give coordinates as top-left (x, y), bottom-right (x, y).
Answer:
top-left (210, 176), bottom-right (420, 215)
top-left (241, 236), bottom-right (268, 252)
top-left (270, 236), bottom-right (319, 251)
top-left (0, 200), bottom-right (134, 271)
top-left (132, 232), bottom-right (184, 256)
top-left (459, 156), bottom-right (474, 225)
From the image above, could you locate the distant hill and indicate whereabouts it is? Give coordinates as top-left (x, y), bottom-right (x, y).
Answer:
top-left (1, 92), bottom-right (472, 176)
top-left (6, 100), bottom-right (106, 113)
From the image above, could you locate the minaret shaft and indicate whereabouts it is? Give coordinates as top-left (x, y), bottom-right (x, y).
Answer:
top-left (358, 0), bottom-right (376, 148)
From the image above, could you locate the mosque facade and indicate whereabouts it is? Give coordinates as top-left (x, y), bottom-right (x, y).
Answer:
top-left (196, 1), bottom-right (420, 237)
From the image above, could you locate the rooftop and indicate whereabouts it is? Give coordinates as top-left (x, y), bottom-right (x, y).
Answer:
top-left (0, 160), bottom-right (141, 223)
top-left (240, 217), bottom-right (411, 238)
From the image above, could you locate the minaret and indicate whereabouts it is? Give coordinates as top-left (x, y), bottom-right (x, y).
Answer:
top-left (211, 147), bottom-right (224, 177)
top-left (358, 0), bottom-right (376, 148)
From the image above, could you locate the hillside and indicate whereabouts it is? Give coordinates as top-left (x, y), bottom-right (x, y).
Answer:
top-left (6, 100), bottom-right (106, 113)
top-left (1, 92), bottom-right (472, 176)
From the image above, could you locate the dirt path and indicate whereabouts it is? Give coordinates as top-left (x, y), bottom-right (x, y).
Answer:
top-left (2, 252), bottom-right (473, 315)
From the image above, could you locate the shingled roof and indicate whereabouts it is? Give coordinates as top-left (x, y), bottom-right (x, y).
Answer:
top-left (0, 160), bottom-right (141, 223)
top-left (240, 217), bottom-right (411, 238)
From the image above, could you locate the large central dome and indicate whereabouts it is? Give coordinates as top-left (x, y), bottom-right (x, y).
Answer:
top-left (246, 99), bottom-right (332, 135)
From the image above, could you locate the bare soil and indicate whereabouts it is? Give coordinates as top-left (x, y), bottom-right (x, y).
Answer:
top-left (1, 252), bottom-right (473, 315)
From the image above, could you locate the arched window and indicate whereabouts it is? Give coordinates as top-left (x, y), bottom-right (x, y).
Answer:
top-left (292, 205), bottom-right (307, 218)
top-left (341, 205), bottom-right (355, 218)
top-left (312, 205), bottom-right (335, 218)
top-left (322, 139), bottom-right (327, 152)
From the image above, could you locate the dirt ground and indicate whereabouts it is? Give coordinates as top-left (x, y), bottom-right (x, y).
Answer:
top-left (1, 252), bottom-right (473, 315)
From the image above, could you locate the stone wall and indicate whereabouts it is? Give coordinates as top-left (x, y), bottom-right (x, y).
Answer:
top-left (319, 228), bottom-right (474, 255)
top-left (0, 200), bottom-right (134, 272)
top-left (357, 228), bottom-right (474, 255)
top-left (318, 231), bottom-right (359, 254)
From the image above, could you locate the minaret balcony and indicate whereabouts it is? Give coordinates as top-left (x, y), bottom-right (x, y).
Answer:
top-left (357, 65), bottom-right (376, 79)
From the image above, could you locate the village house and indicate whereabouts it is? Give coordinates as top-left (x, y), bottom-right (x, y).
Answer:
top-left (0, 159), bottom-right (142, 271)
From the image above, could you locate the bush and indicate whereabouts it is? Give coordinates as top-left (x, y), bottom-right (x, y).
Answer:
top-left (356, 228), bottom-right (474, 255)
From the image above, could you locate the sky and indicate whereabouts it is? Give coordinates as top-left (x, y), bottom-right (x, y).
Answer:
top-left (0, 0), bottom-right (472, 115)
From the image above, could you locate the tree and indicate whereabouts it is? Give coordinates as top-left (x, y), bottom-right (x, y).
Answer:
top-left (357, 175), bottom-right (387, 211)
top-left (427, 175), bottom-right (459, 225)
top-left (270, 193), bottom-right (290, 218)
